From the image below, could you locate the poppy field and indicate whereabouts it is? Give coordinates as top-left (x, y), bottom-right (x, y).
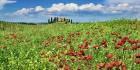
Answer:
top-left (0, 19), bottom-right (140, 70)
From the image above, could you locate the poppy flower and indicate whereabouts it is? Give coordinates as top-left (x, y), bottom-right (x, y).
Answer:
top-left (135, 60), bottom-right (140, 64)
top-left (136, 40), bottom-right (140, 43)
top-left (96, 63), bottom-right (105, 69)
top-left (123, 36), bottom-right (129, 40)
top-left (101, 39), bottom-right (107, 45)
top-left (66, 51), bottom-right (75, 56)
top-left (131, 46), bottom-right (138, 50)
top-left (114, 45), bottom-right (120, 49)
top-left (114, 61), bottom-right (122, 67)
top-left (128, 40), bottom-right (135, 44)
top-left (135, 54), bottom-right (140, 58)
top-left (93, 45), bottom-right (99, 49)
top-left (78, 44), bottom-right (84, 49)
top-left (106, 53), bottom-right (113, 59)
top-left (64, 64), bottom-right (70, 70)
top-left (121, 63), bottom-right (127, 70)
top-left (105, 63), bottom-right (113, 69)
top-left (76, 50), bottom-right (85, 56)
top-left (83, 55), bottom-right (93, 60)
top-left (117, 41), bottom-right (124, 46)
top-left (110, 61), bottom-right (116, 66)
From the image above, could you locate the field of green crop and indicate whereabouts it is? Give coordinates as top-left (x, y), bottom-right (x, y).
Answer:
top-left (0, 19), bottom-right (140, 70)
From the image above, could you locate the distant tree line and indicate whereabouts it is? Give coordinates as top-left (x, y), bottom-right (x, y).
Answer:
top-left (47, 17), bottom-right (73, 24)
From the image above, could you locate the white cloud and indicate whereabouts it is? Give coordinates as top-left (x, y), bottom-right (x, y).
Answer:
top-left (102, 3), bottom-right (133, 14)
top-left (47, 3), bottom-right (133, 14)
top-left (35, 6), bottom-right (45, 12)
top-left (47, 3), bottom-right (104, 13)
top-left (0, 0), bottom-right (16, 9)
top-left (14, 6), bottom-right (46, 16)
top-left (47, 3), bottom-right (65, 13)
top-left (107, 0), bottom-right (140, 4)
top-left (63, 3), bottom-right (78, 11)
top-left (48, 3), bottom-right (79, 13)
top-left (11, 2), bottom-right (140, 16)
top-left (79, 3), bottom-right (104, 11)
top-left (14, 8), bottom-right (34, 15)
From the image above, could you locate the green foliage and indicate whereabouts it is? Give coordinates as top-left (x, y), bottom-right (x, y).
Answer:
top-left (0, 19), bottom-right (140, 70)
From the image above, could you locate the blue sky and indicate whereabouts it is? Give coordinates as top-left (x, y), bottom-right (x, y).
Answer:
top-left (0, 0), bottom-right (140, 22)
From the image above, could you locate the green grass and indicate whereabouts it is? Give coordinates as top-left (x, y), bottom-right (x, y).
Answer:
top-left (0, 19), bottom-right (140, 70)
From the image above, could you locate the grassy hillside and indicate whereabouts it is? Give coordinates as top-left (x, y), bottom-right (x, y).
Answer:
top-left (0, 19), bottom-right (140, 70)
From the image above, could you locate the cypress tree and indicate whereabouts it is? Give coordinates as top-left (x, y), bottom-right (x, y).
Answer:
top-left (70, 19), bottom-right (72, 23)
top-left (48, 19), bottom-right (50, 24)
top-left (50, 17), bottom-right (53, 23)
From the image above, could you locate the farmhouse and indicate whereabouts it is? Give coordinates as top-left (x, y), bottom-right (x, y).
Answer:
top-left (48, 17), bottom-right (72, 24)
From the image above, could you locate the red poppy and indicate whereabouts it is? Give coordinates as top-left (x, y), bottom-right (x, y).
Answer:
top-left (96, 63), bottom-right (105, 69)
top-left (101, 39), bottom-right (107, 45)
top-left (76, 50), bottom-right (85, 56)
top-left (128, 40), bottom-right (134, 44)
top-left (78, 44), bottom-right (84, 49)
top-left (105, 63), bottom-right (113, 69)
top-left (110, 61), bottom-right (116, 66)
top-left (64, 64), bottom-right (70, 70)
top-left (66, 51), bottom-right (75, 56)
top-left (93, 45), bottom-right (99, 49)
top-left (114, 45), bottom-right (120, 49)
top-left (131, 46), bottom-right (138, 50)
top-left (135, 60), bottom-right (140, 64)
top-left (135, 54), bottom-right (140, 58)
top-left (117, 36), bottom-right (129, 46)
top-left (83, 55), bottom-right (93, 60)
top-left (106, 53), bottom-right (113, 59)
top-left (136, 40), bottom-right (140, 43)
top-left (123, 36), bottom-right (129, 40)
top-left (121, 63), bottom-right (127, 70)
top-left (117, 41), bottom-right (124, 46)
top-left (114, 61), bottom-right (122, 67)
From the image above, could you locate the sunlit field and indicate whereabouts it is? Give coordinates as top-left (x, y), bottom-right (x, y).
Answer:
top-left (0, 19), bottom-right (140, 70)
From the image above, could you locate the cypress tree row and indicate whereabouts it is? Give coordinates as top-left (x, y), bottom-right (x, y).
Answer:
top-left (47, 17), bottom-right (73, 24)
